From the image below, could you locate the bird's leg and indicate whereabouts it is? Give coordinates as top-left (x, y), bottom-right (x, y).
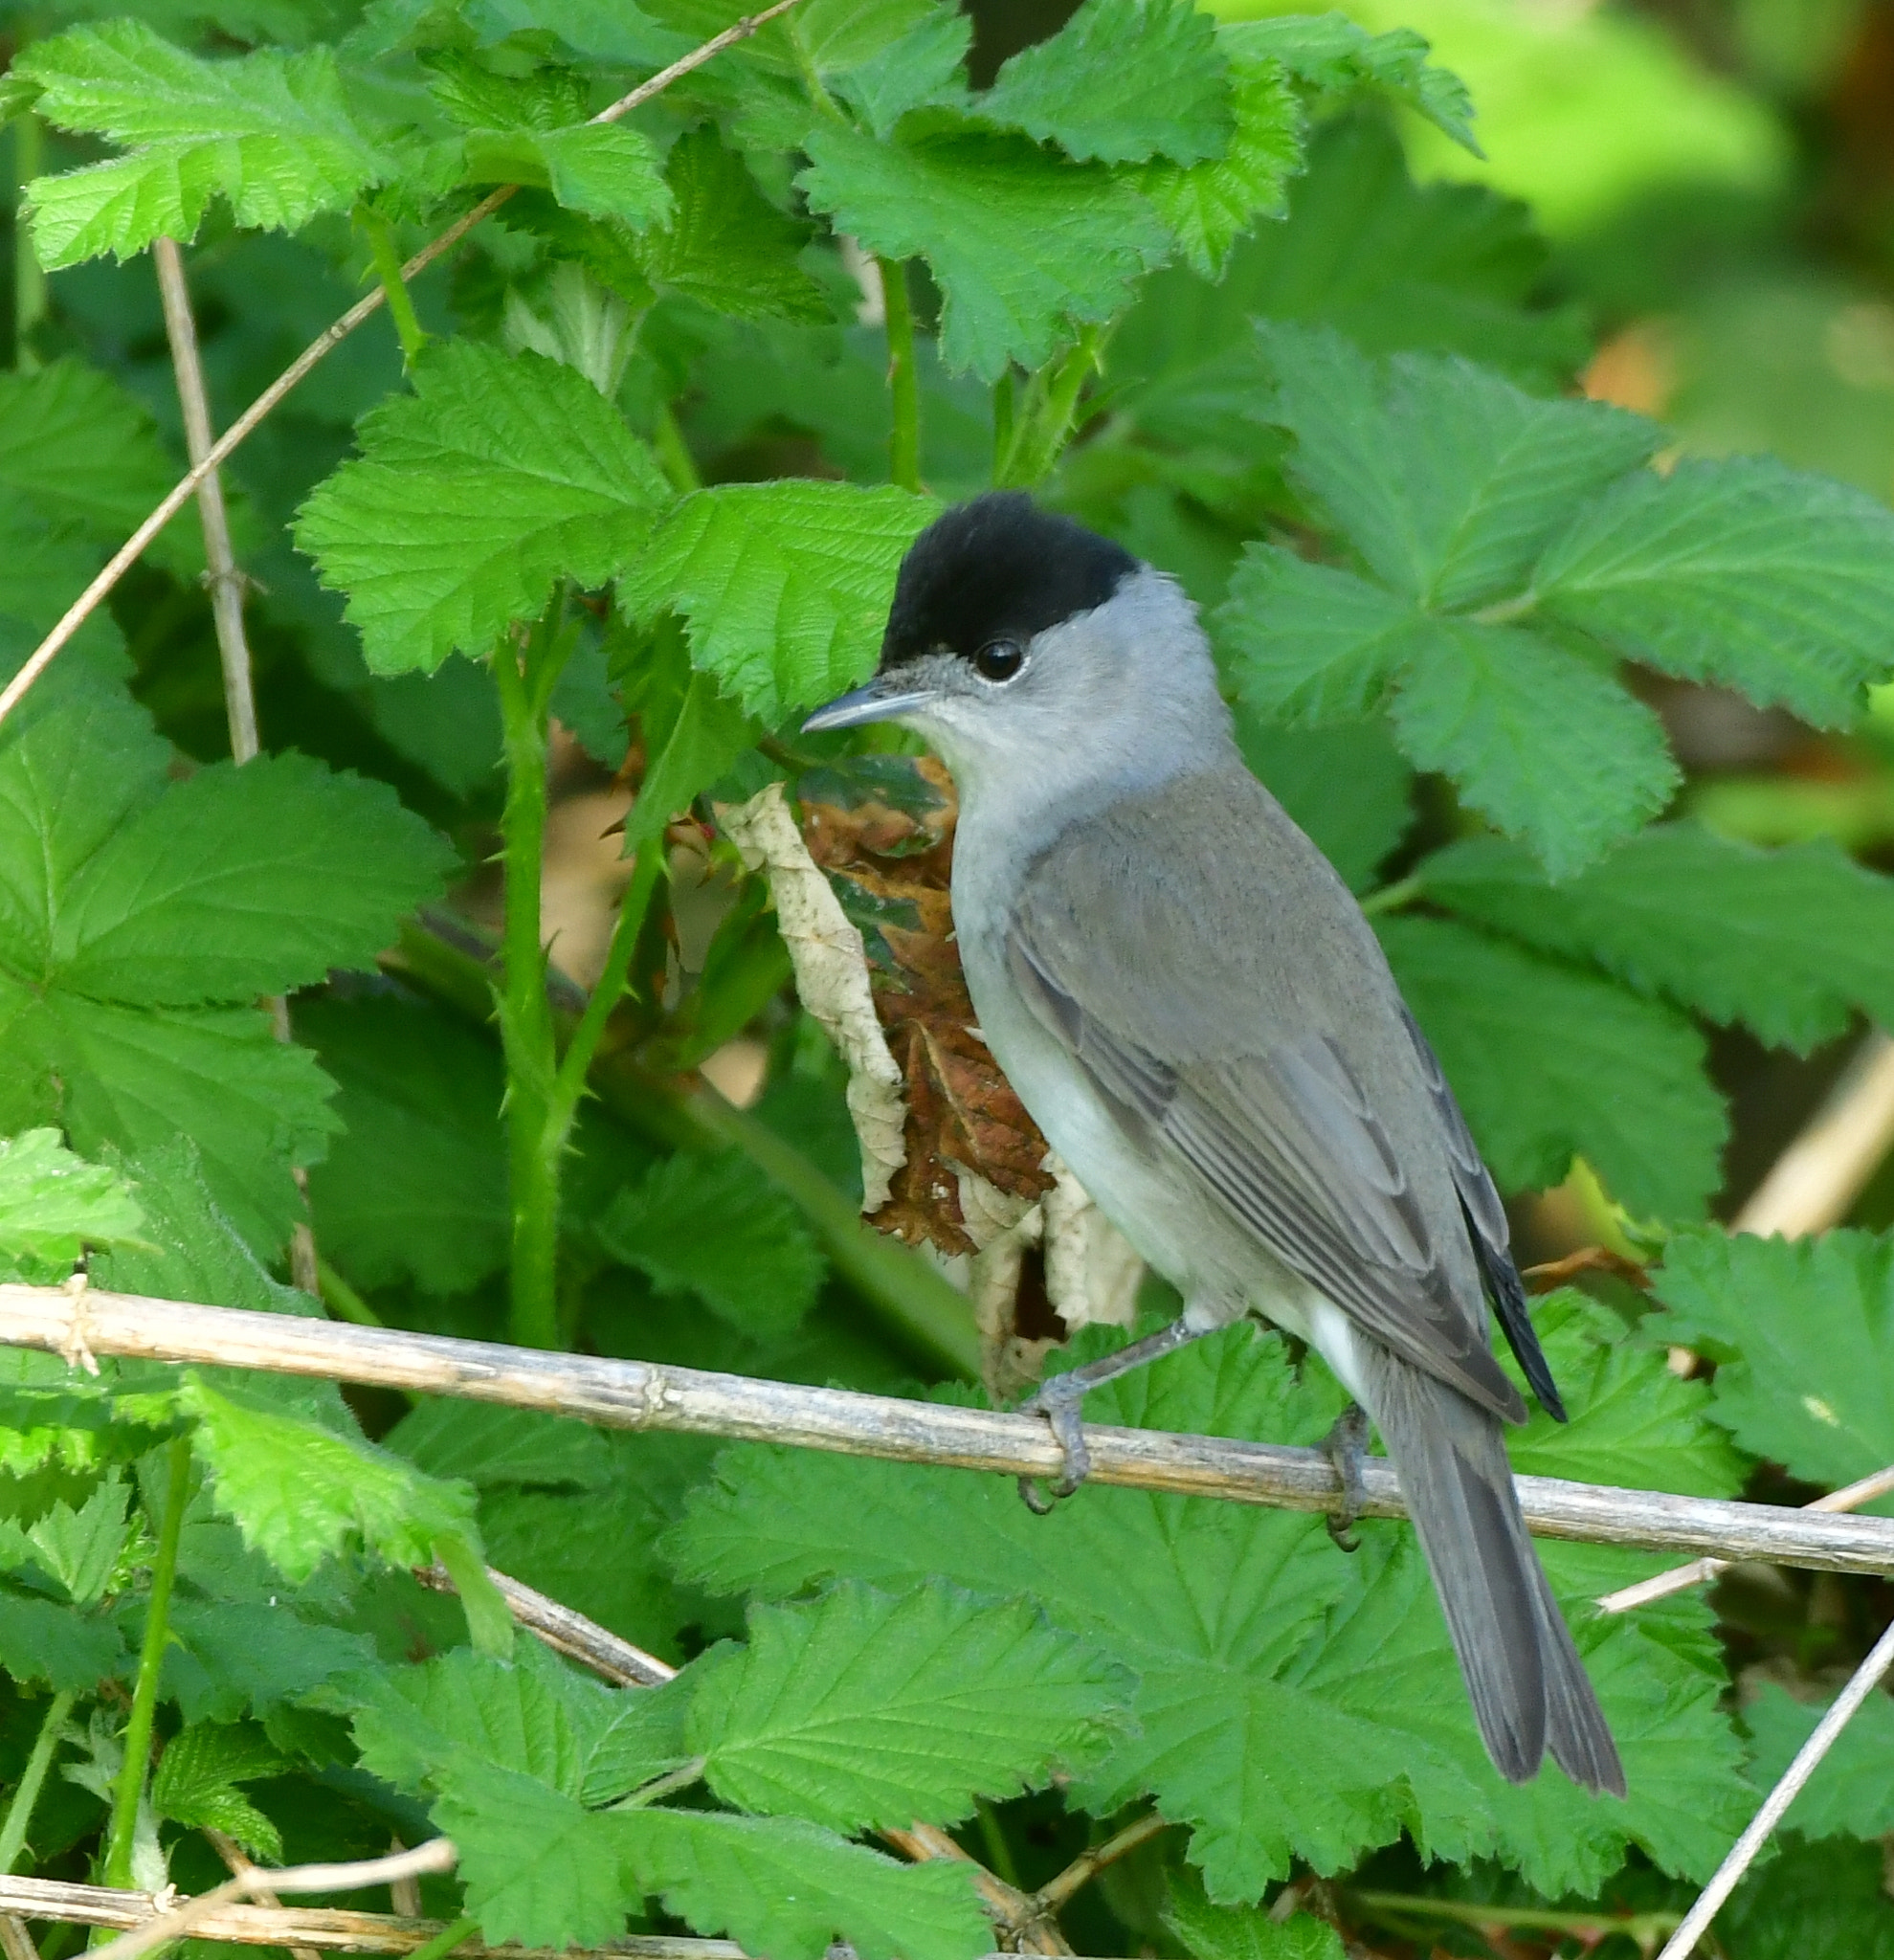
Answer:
top-left (1015, 1318), bottom-right (1210, 1514)
top-left (1323, 1401), bottom-right (1371, 1551)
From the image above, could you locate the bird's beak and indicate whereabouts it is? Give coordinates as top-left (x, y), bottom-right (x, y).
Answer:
top-left (801, 676), bottom-right (931, 732)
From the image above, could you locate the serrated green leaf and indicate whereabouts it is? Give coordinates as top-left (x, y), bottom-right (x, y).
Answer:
top-left (798, 122), bottom-right (1169, 379)
top-left (1169, 1881), bottom-right (1345, 1960)
top-left (837, 7), bottom-right (972, 136)
top-left (599, 1149), bottom-right (825, 1336)
top-left (55, 753), bottom-right (452, 1005)
top-left (1228, 12), bottom-right (1478, 155)
top-left (151, 1722), bottom-right (287, 1860)
top-left (296, 340), bottom-right (671, 674)
top-left (1377, 917), bottom-right (1725, 1220)
top-left (0, 1476), bottom-right (131, 1605)
top-left (637, 125), bottom-right (830, 324)
top-left (1744, 1682), bottom-right (1894, 1840)
top-left (690, 1580), bottom-right (1127, 1830)
top-left (1214, 548), bottom-right (1417, 722)
top-left (165, 1597), bottom-right (376, 1725)
top-left (1722, 1835), bottom-right (1894, 1960)
top-left (1387, 617), bottom-right (1677, 878)
top-left (619, 1808), bottom-right (989, 1960)
top-left (464, 0), bottom-right (694, 65)
top-left (623, 479), bottom-right (936, 719)
top-left (299, 995), bottom-right (509, 1297)
top-left (1420, 827), bottom-right (1894, 1053)
top-left (779, 0), bottom-right (947, 76)
top-left (1651, 1230), bottom-right (1894, 1496)
top-left (625, 669), bottom-right (758, 853)
top-left (385, 1399), bottom-right (612, 1494)
top-left (976, 0), bottom-right (1231, 166)
top-left (1532, 457), bottom-right (1894, 726)
top-left (466, 123), bottom-right (672, 229)
top-left (0, 1582), bottom-right (126, 1689)
top-left (1131, 46), bottom-right (1299, 278)
top-left (181, 1374), bottom-right (483, 1587)
top-left (16, 21), bottom-right (391, 267)
top-left (667, 1319), bottom-right (1745, 1900)
top-left (0, 1129), bottom-right (142, 1278)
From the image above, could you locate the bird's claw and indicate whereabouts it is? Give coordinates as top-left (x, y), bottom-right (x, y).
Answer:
top-left (1324, 1402), bottom-right (1370, 1552)
top-left (1016, 1373), bottom-right (1092, 1512)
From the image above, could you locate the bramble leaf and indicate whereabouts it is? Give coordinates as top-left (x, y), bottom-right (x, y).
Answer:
top-left (1744, 1682), bottom-right (1894, 1840)
top-left (798, 122), bottom-right (1170, 378)
top-left (690, 1581), bottom-right (1129, 1829)
top-left (599, 1149), bottom-right (825, 1336)
top-left (1379, 917), bottom-right (1726, 1220)
top-left (976, 0), bottom-right (1232, 167)
top-left (296, 341), bottom-right (671, 673)
top-left (1651, 1230), bottom-right (1894, 1497)
top-left (0, 1475), bottom-right (131, 1605)
top-left (150, 1722), bottom-right (288, 1862)
top-left (15, 21), bottom-right (392, 267)
top-left (0, 1585), bottom-right (126, 1689)
top-left (0, 1129), bottom-right (143, 1279)
top-left (622, 479), bottom-right (936, 719)
top-left (1419, 827), bottom-right (1894, 1053)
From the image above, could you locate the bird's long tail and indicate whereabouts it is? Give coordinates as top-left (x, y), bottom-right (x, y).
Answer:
top-left (1362, 1349), bottom-right (1625, 1795)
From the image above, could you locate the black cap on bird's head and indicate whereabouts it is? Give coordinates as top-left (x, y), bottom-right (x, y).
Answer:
top-left (804, 493), bottom-right (1137, 732)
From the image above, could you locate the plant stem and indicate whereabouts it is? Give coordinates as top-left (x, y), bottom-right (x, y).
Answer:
top-left (995, 330), bottom-right (1101, 487)
top-left (357, 207), bottom-right (429, 366)
top-left (102, 1437), bottom-right (191, 1890)
top-left (1357, 873), bottom-right (1422, 917)
top-left (612, 1756), bottom-right (707, 1810)
top-left (546, 848), bottom-right (664, 1140)
top-left (651, 402), bottom-right (702, 494)
top-left (973, 1801), bottom-right (1020, 1891)
top-left (11, 113), bottom-right (45, 372)
top-left (493, 598), bottom-right (574, 1351)
top-left (401, 1918), bottom-right (478, 1960)
top-left (786, 16), bottom-right (844, 122)
top-left (880, 257), bottom-right (921, 492)
top-left (0, 1690), bottom-right (75, 1874)
top-left (1348, 1889), bottom-right (1681, 1945)
top-left (316, 1258), bottom-right (383, 1327)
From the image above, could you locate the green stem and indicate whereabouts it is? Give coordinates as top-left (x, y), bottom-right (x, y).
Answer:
top-left (1348, 1890), bottom-right (1681, 1944)
top-left (973, 1800), bottom-right (1019, 1891)
top-left (652, 402), bottom-right (702, 494)
top-left (357, 205), bottom-right (428, 366)
top-left (879, 256), bottom-right (921, 492)
top-left (317, 1257), bottom-right (384, 1327)
top-left (0, 1687), bottom-right (76, 1873)
top-left (493, 597), bottom-right (574, 1351)
top-left (103, 1437), bottom-right (191, 1890)
top-left (547, 847), bottom-right (664, 1140)
top-left (12, 112), bottom-right (45, 372)
top-left (612, 1756), bottom-right (707, 1810)
top-left (1357, 872), bottom-right (1422, 917)
top-left (995, 329), bottom-right (1101, 487)
top-left (403, 1918), bottom-right (479, 1960)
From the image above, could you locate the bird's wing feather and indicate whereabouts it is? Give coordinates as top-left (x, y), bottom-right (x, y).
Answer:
top-left (1006, 924), bottom-right (1525, 1421)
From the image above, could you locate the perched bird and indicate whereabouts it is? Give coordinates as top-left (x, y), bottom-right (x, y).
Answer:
top-left (805, 492), bottom-right (1625, 1796)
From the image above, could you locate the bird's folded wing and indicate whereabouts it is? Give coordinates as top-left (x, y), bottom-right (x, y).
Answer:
top-left (1006, 926), bottom-right (1525, 1421)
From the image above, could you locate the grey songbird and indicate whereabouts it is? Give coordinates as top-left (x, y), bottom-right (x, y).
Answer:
top-left (804, 492), bottom-right (1624, 1796)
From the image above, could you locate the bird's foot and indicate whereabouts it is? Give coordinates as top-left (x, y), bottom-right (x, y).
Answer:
top-left (1324, 1402), bottom-right (1371, 1552)
top-left (1016, 1371), bottom-right (1093, 1514)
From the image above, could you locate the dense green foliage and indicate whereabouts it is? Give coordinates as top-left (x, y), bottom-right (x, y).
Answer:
top-left (0, 1), bottom-right (1892, 1956)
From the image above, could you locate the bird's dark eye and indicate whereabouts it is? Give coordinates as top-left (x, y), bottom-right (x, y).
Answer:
top-left (973, 639), bottom-right (1025, 682)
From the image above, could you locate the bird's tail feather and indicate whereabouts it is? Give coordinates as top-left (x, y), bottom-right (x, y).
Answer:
top-left (1364, 1352), bottom-right (1625, 1796)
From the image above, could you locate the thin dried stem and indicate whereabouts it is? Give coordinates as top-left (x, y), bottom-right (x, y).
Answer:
top-left (880, 1825), bottom-right (1069, 1956)
top-left (202, 1829), bottom-right (323, 1960)
top-left (1732, 1027), bottom-right (1894, 1237)
top-left (0, 1915), bottom-right (38, 1960)
top-left (415, 1562), bottom-right (676, 1687)
top-left (0, 0), bottom-right (808, 731)
top-left (7, 1284), bottom-right (1894, 1578)
top-left (1656, 1612), bottom-right (1894, 1959)
top-left (1032, 1814), bottom-right (1169, 1916)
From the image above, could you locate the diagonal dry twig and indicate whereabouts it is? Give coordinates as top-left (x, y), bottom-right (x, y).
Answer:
top-left (0, 0), bottom-right (806, 732)
top-left (5, 1283), bottom-right (1894, 1578)
top-left (415, 1561), bottom-right (677, 1687)
top-left (1655, 1611), bottom-right (1894, 1958)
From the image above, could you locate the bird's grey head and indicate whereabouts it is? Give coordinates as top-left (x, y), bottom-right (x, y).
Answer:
top-left (803, 493), bottom-right (1234, 807)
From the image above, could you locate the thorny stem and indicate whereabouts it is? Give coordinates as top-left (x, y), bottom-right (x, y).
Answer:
top-left (0, 0), bottom-right (809, 731)
top-left (358, 207), bottom-right (430, 365)
top-left (102, 1437), bottom-right (192, 1889)
top-left (11, 114), bottom-right (46, 370)
top-left (0, 1690), bottom-right (75, 1873)
top-left (880, 256), bottom-right (921, 491)
top-left (494, 595), bottom-right (575, 1351)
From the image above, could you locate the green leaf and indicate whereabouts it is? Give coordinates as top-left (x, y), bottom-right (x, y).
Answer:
top-left (623, 479), bottom-right (936, 720)
top-left (1258, 323), bottom-right (1656, 607)
top-left (798, 122), bottom-right (1170, 379)
top-left (1419, 827), bottom-right (1894, 1053)
top-left (165, 1597), bottom-right (375, 1725)
top-left (837, 8), bottom-right (973, 137)
top-left (1532, 457), bottom-right (1894, 726)
top-left (1214, 549), bottom-right (1416, 723)
top-left (1721, 1836), bottom-right (1894, 1960)
top-left (625, 670), bottom-right (758, 853)
top-left (618, 1808), bottom-right (989, 1960)
top-left (1745, 1682), bottom-right (1894, 1841)
top-left (1131, 46), bottom-right (1299, 278)
top-left (600, 1150), bottom-right (823, 1337)
top-left (976, 0), bottom-right (1231, 166)
top-left (779, 0), bottom-right (952, 78)
top-left (668, 1322), bottom-right (1746, 1901)
top-left (1386, 617), bottom-right (1677, 880)
top-left (54, 753), bottom-right (453, 1005)
top-left (1169, 1881), bottom-right (1345, 1960)
top-left (385, 1401), bottom-right (612, 1495)
top-left (1379, 917), bottom-right (1726, 1220)
top-left (689, 1581), bottom-right (1128, 1829)
top-left (180, 1374), bottom-right (486, 1588)
top-left (1651, 1230), bottom-right (1894, 1496)
top-left (151, 1722), bottom-right (287, 1861)
top-left (0, 1476), bottom-right (131, 1606)
top-left (0, 1128), bottom-right (143, 1278)
top-left (299, 996), bottom-right (509, 1297)
top-left (0, 1582), bottom-right (126, 1689)
top-left (637, 126), bottom-right (831, 324)
top-left (465, 124), bottom-right (673, 229)
top-left (15, 21), bottom-right (391, 267)
top-left (1233, 712), bottom-right (1413, 894)
top-left (1227, 12), bottom-right (1479, 155)
top-left (296, 340), bottom-right (671, 674)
